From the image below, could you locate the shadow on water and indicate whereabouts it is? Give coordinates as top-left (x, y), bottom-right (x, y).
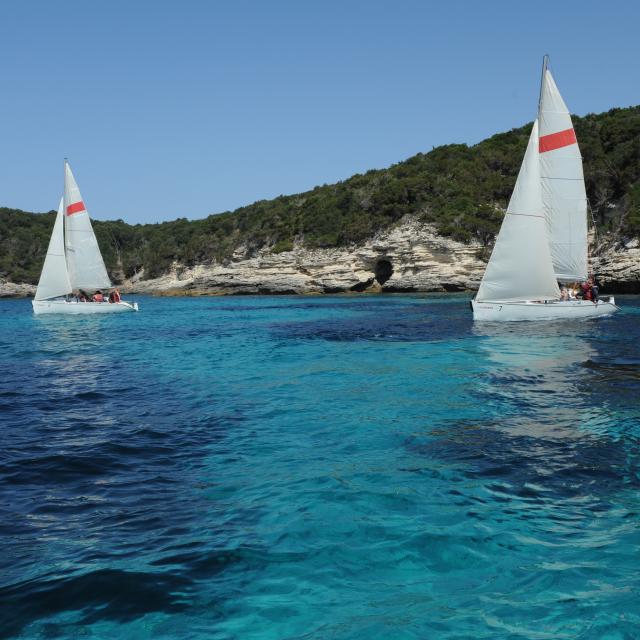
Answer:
top-left (407, 317), bottom-right (640, 506)
top-left (214, 297), bottom-right (433, 313)
top-left (0, 417), bottom-right (250, 637)
top-left (0, 542), bottom-right (280, 638)
top-left (583, 359), bottom-right (640, 378)
top-left (407, 420), bottom-right (640, 504)
top-left (270, 296), bottom-right (473, 342)
top-left (0, 312), bottom-right (256, 637)
top-left (0, 569), bottom-right (191, 639)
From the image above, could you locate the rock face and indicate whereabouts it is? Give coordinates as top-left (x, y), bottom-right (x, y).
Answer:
top-left (593, 240), bottom-right (640, 293)
top-left (6, 217), bottom-right (640, 297)
top-left (0, 279), bottom-right (36, 298)
top-left (123, 217), bottom-right (487, 295)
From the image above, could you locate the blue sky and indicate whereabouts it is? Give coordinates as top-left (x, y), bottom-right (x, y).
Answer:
top-left (1, 0), bottom-right (638, 223)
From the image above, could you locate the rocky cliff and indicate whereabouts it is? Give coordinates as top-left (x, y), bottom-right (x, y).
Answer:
top-left (0, 280), bottom-right (36, 298)
top-left (122, 217), bottom-right (484, 296)
top-left (3, 218), bottom-right (639, 299)
top-left (119, 216), bottom-right (640, 296)
top-left (593, 239), bottom-right (640, 293)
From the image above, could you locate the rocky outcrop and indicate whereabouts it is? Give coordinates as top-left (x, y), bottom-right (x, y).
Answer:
top-left (121, 218), bottom-right (640, 296)
top-left (593, 239), bottom-right (640, 292)
top-left (0, 279), bottom-right (36, 298)
top-left (122, 217), bottom-right (486, 296)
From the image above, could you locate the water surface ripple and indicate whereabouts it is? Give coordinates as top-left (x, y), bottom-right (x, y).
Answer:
top-left (1, 295), bottom-right (639, 639)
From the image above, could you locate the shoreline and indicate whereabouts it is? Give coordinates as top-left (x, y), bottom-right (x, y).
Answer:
top-left (4, 285), bottom-right (640, 300)
top-left (0, 287), bottom-right (476, 300)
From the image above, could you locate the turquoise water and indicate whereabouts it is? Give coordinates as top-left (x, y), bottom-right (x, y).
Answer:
top-left (1, 294), bottom-right (639, 639)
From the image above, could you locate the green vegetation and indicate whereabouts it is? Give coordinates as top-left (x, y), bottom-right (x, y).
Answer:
top-left (2, 105), bottom-right (639, 284)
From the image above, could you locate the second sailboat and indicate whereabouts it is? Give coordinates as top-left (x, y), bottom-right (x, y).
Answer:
top-left (472, 57), bottom-right (617, 321)
top-left (32, 160), bottom-right (138, 315)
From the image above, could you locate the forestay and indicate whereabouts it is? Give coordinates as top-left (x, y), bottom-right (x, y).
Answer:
top-left (476, 120), bottom-right (560, 303)
top-left (539, 68), bottom-right (588, 282)
top-left (34, 199), bottom-right (73, 301)
top-left (64, 161), bottom-right (112, 291)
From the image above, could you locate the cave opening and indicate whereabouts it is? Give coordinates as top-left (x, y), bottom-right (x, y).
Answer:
top-left (374, 259), bottom-right (393, 285)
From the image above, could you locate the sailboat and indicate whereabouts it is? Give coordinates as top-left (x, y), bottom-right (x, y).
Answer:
top-left (32, 160), bottom-right (138, 315)
top-left (471, 57), bottom-right (617, 321)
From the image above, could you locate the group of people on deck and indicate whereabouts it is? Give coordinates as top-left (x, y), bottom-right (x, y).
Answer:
top-left (559, 279), bottom-right (599, 303)
top-left (74, 289), bottom-right (121, 303)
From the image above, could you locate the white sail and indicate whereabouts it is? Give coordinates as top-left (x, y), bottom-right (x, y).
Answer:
top-left (539, 68), bottom-right (588, 282)
top-left (63, 161), bottom-right (112, 291)
top-left (34, 198), bottom-right (73, 301)
top-left (476, 120), bottom-right (560, 302)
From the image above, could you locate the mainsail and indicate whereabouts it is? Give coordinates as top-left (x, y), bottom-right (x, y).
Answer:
top-left (34, 198), bottom-right (73, 301)
top-left (538, 64), bottom-right (588, 282)
top-left (476, 120), bottom-right (560, 302)
top-left (63, 161), bottom-right (112, 291)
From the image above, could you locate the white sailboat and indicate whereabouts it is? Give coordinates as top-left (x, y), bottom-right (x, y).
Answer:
top-left (32, 160), bottom-right (138, 315)
top-left (472, 57), bottom-right (617, 321)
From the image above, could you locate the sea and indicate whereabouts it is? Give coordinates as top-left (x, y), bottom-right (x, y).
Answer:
top-left (1, 294), bottom-right (639, 640)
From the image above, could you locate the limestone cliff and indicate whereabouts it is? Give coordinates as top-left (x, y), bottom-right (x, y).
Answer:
top-left (122, 217), bottom-right (486, 296)
top-left (0, 279), bottom-right (36, 298)
top-left (593, 239), bottom-right (640, 293)
top-left (4, 217), bottom-right (640, 298)
top-left (121, 216), bottom-right (640, 296)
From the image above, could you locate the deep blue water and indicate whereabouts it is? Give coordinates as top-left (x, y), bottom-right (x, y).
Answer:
top-left (1, 294), bottom-right (639, 639)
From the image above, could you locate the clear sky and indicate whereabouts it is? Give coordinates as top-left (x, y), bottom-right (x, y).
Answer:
top-left (1, 0), bottom-right (638, 223)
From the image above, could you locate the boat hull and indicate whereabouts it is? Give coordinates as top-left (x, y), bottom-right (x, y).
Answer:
top-left (471, 298), bottom-right (617, 321)
top-left (32, 299), bottom-right (139, 315)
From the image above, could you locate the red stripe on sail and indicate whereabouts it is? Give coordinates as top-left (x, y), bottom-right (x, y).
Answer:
top-left (539, 128), bottom-right (577, 153)
top-left (66, 201), bottom-right (86, 215)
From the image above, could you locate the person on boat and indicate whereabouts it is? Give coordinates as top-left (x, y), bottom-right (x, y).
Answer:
top-left (581, 281), bottom-right (592, 301)
top-left (78, 290), bottom-right (88, 302)
top-left (591, 279), bottom-right (599, 303)
top-left (108, 289), bottom-right (121, 303)
top-left (92, 291), bottom-right (105, 303)
top-left (560, 287), bottom-right (569, 301)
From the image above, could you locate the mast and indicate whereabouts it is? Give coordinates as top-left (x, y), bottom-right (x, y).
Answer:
top-left (63, 157), bottom-right (68, 255)
top-left (538, 54), bottom-right (549, 116)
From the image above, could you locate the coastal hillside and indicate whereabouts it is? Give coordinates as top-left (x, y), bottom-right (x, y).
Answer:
top-left (1, 105), bottom-right (639, 288)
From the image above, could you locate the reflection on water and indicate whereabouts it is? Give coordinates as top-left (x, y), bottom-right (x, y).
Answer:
top-left (34, 314), bottom-right (107, 349)
top-left (471, 321), bottom-right (605, 441)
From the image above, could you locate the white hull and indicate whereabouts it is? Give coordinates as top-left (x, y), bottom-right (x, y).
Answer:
top-left (472, 298), bottom-right (617, 321)
top-left (32, 299), bottom-right (138, 315)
